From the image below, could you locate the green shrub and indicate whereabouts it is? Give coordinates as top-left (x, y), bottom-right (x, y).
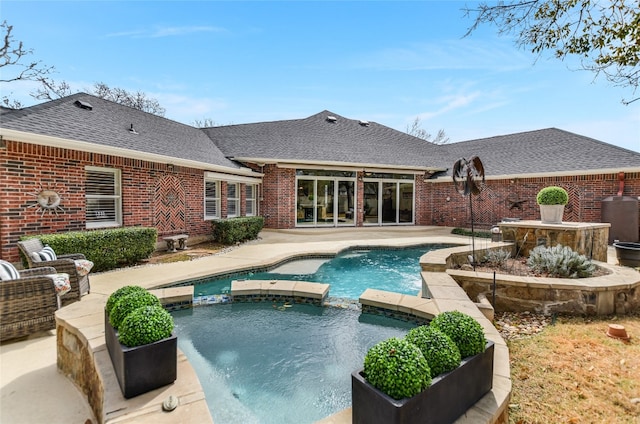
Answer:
top-left (212, 216), bottom-right (264, 245)
top-left (21, 227), bottom-right (157, 272)
top-left (118, 305), bottom-right (174, 347)
top-left (430, 311), bottom-right (486, 358)
top-left (364, 337), bottom-right (431, 400)
top-left (106, 285), bottom-right (147, 316)
top-left (536, 186), bottom-right (569, 205)
top-left (405, 326), bottom-right (461, 377)
top-left (451, 228), bottom-right (492, 238)
top-left (526, 244), bottom-right (596, 278)
top-left (109, 290), bottom-right (161, 330)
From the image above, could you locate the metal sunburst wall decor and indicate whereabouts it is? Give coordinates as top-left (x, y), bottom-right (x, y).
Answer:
top-left (27, 184), bottom-right (65, 216)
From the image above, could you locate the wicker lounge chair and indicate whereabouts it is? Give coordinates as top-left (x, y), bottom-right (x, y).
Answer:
top-left (17, 238), bottom-right (91, 305)
top-left (0, 266), bottom-right (61, 341)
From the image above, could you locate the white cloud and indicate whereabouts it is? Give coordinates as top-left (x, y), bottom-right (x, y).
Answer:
top-left (106, 25), bottom-right (225, 39)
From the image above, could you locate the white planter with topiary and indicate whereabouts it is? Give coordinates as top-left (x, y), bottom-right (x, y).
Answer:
top-left (536, 186), bottom-right (569, 224)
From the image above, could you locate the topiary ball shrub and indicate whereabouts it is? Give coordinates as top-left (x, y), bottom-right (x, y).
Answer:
top-left (364, 337), bottom-right (431, 400)
top-left (536, 186), bottom-right (569, 205)
top-left (106, 285), bottom-right (147, 316)
top-left (109, 290), bottom-right (161, 330)
top-left (430, 311), bottom-right (486, 358)
top-left (118, 305), bottom-right (174, 347)
top-left (405, 326), bottom-right (461, 377)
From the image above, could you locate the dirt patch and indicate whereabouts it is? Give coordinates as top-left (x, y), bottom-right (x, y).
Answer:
top-left (507, 313), bottom-right (640, 423)
top-left (144, 241), bottom-right (227, 265)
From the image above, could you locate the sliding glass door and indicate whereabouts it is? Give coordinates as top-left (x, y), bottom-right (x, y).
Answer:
top-left (363, 175), bottom-right (414, 225)
top-left (296, 171), bottom-right (356, 227)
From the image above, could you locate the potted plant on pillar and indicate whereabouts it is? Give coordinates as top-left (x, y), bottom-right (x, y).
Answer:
top-left (351, 311), bottom-right (494, 424)
top-left (536, 186), bottom-right (569, 224)
top-left (105, 285), bottom-right (177, 399)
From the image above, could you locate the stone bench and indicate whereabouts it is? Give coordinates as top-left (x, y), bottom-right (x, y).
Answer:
top-left (163, 234), bottom-right (189, 252)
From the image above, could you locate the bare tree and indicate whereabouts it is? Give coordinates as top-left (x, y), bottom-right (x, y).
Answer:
top-left (88, 82), bottom-right (166, 116)
top-left (406, 117), bottom-right (450, 144)
top-left (192, 118), bottom-right (218, 128)
top-left (464, 0), bottom-right (640, 104)
top-left (0, 20), bottom-right (55, 108)
top-left (33, 81), bottom-right (166, 116)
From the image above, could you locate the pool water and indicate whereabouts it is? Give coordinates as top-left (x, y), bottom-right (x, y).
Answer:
top-left (193, 245), bottom-right (450, 300)
top-left (172, 303), bottom-right (415, 424)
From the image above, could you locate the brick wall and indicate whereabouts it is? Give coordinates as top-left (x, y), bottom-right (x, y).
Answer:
top-left (3, 138), bottom-right (638, 262)
top-left (1, 140), bottom-right (211, 262)
top-left (417, 172), bottom-right (640, 232)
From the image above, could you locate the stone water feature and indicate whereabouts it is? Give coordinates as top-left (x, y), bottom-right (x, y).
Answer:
top-left (498, 220), bottom-right (610, 261)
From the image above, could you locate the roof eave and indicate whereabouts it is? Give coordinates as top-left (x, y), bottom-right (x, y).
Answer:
top-left (231, 157), bottom-right (446, 174)
top-left (0, 128), bottom-right (259, 177)
top-left (428, 167), bottom-right (640, 182)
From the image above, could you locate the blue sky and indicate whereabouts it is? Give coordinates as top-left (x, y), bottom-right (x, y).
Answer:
top-left (2, 1), bottom-right (639, 152)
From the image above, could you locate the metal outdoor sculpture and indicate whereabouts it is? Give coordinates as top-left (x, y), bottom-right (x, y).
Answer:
top-left (452, 156), bottom-right (486, 268)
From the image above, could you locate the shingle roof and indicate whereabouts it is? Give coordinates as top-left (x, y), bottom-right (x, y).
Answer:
top-left (439, 128), bottom-right (640, 177)
top-left (2, 96), bottom-right (638, 177)
top-left (202, 110), bottom-right (449, 170)
top-left (0, 93), bottom-right (241, 170)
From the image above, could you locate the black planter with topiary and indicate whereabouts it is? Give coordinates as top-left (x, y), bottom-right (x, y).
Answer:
top-left (352, 311), bottom-right (494, 424)
top-left (105, 286), bottom-right (177, 399)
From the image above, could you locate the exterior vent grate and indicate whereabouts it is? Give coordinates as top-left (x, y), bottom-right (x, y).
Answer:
top-left (359, 120), bottom-right (370, 127)
top-left (74, 100), bottom-right (93, 110)
top-left (326, 116), bottom-right (337, 123)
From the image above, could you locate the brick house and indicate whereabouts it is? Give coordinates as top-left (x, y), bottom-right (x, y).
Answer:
top-left (1, 93), bottom-right (639, 262)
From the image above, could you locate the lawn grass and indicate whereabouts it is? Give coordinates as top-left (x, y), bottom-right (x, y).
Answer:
top-left (508, 314), bottom-right (640, 423)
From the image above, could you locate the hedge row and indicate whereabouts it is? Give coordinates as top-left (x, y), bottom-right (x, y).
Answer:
top-left (21, 227), bottom-right (157, 272)
top-left (212, 216), bottom-right (264, 245)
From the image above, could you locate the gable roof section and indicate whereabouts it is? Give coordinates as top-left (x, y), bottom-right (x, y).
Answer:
top-left (439, 128), bottom-right (640, 178)
top-left (0, 93), bottom-right (244, 172)
top-left (203, 110), bottom-right (449, 172)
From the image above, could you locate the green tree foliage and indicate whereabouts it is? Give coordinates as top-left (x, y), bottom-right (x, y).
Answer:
top-left (465, 1), bottom-right (640, 103)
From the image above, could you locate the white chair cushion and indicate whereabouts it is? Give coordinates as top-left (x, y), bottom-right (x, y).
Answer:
top-left (37, 245), bottom-right (57, 261)
top-left (0, 260), bottom-right (20, 281)
top-left (74, 259), bottom-right (94, 277)
top-left (47, 273), bottom-right (71, 296)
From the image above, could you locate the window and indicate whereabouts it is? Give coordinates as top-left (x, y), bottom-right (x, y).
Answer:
top-left (204, 180), bottom-right (220, 219)
top-left (246, 184), bottom-right (257, 216)
top-left (227, 183), bottom-right (239, 217)
top-left (85, 167), bottom-right (122, 228)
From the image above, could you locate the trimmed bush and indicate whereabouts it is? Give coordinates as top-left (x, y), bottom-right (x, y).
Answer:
top-left (106, 285), bottom-right (148, 316)
top-left (118, 305), bottom-right (174, 347)
top-left (527, 244), bottom-right (596, 278)
top-left (536, 186), bottom-right (569, 205)
top-left (405, 326), bottom-right (461, 377)
top-left (364, 337), bottom-right (431, 400)
top-left (212, 216), bottom-right (264, 245)
top-left (430, 311), bottom-right (486, 358)
top-left (451, 228), bottom-right (492, 238)
top-left (20, 227), bottom-right (157, 272)
top-left (109, 290), bottom-right (161, 330)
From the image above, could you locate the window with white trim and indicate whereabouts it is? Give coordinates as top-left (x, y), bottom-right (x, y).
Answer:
top-left (85, 167), bottom-right (122, 228)
top-left (227, 183), bottom-right (239, 217)
top-left (246, 184), bottom-right (257, 216)
top-left (204, 180), bottom-right (220, 219)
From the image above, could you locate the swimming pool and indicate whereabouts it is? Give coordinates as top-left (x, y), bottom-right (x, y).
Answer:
top-left (192, 244), bottom-right (451, 300)
top-left (172, 302), bottom-right (415, 424)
